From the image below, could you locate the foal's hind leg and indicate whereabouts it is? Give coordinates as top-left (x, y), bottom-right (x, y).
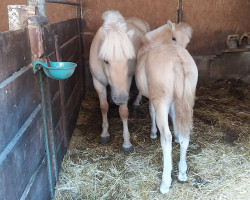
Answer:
top-left (119, 103), bottom-right (132, 151)
top-left (149, 101), bottom-right (157, 139)
top-left (93, 78), bottom-right (110, 144)
top-left (178, 133), bottom-right (190, 182)
top-left (154, 101), bottom-right (172, 194)
top-left (170, 103), bottom-right (189, 181)
top-left (170, 102), bottom-right (179, 143)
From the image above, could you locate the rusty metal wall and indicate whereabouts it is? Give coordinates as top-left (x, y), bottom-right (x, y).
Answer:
top-left (82, 0), bottom-right (178, 59)
top-left (82, 0), bottom-right (250, 57)
top-left (2, 1), bottom-right (249, 55)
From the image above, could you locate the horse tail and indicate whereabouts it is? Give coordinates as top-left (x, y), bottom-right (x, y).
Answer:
top-left (174, 60), bottom-right (197, 135)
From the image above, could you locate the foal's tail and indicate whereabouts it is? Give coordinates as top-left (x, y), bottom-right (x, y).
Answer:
top-left (174, 62), bottom-right (197, 135)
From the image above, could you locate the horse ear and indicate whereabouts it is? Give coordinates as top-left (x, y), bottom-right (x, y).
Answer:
top-left (167, 20), bottom-right (175, 30)
top-left (127, 30), bottom-right (134, 39)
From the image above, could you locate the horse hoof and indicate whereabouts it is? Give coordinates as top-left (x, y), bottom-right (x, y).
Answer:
top-left (177, 174), bottom-right (188, 183)
top-left (100, 136), bottom-right (110, 145)
top-left (122, 146), bottom-right (133, 152)
top-left (150, 133), bottom-right (157, 139)
top-left (159, 184), bottom-right (170, 194)
top-left (177, 178), bottom-right (188, 184)
top-left (174, 138), bottom-right (180, 143)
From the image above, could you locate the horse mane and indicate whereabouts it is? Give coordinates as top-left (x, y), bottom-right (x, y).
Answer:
top-left (138, 24), bottom-right (173, 59)
top-left (99, 11), bottom-right (135, 61)
top-left (143, 24), bottom-right (171, 44)
top-left (175, 22), bottom-right (193, 39)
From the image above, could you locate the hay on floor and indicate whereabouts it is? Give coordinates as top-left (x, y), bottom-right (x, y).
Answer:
top-left (54, 79), bottom-right (250, 200)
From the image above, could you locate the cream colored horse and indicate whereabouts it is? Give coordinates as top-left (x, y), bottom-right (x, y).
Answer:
top-left (89, 11), bottom-right (150, 151)
top-left (136, 21), bottom-right (198, 193)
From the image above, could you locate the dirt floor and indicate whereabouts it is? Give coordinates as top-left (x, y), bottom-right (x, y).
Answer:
top-left (54, 79), bottom-right (250, 200)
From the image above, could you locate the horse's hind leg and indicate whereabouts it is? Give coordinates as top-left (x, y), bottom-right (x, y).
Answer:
top-left (154, 101), bottom-right (172, 194)
top-left (178, 133), bottom-right (190, 182)
top-left (133, 92), bottom-right (142, 107)
top-left (119, 103), bottom-right (132, 151)
top-left (149, 101), bottom-right (157, 139)
top-left (170, 102), bottom-right (189, 182)
top-left (170, 102), bottom-right (179, 143)
top-left (93, 78), bottom-right (110, 144)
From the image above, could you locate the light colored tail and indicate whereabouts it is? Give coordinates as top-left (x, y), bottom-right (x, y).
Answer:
top-left (174, 63), bottom-right (196, 135)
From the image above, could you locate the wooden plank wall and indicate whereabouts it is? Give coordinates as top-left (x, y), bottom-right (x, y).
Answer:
top-left (0, 29), bottom-right (50, 200)
top-left (0, 18), bottom-right (84, 199)
top-left (43, 18), bottom-right (84, 174)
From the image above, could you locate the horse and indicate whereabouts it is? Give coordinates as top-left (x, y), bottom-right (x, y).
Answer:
top-left (89, 10), bottom-right (150, 151)
top-left (135, 20), bottom-right (198, 194)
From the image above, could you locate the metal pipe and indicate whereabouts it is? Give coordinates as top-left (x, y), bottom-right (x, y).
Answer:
top-left (45, 0), bottom-right (80, 6)
top-left (38, 71), bottom-right (54, 198)
top-left (45, 75), bottom-right (58, 182)
top-left (177, 0), bottom-right (183, 23)
top-left (29, 0), bottom-right (48, 25)
top-left (77, 1), bottom-right (86, 97)
top-left (37, 0), bottom-right (47, 17)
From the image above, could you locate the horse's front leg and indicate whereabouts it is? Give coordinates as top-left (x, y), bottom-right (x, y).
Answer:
top-left (128, 76), bottom-right (142, 108)
top-left (119, 103), bottom-right (132, 151)
top-left (93, 78), bottom-right (110, 144)
top-left (133, 92), bottom-right (142, 108)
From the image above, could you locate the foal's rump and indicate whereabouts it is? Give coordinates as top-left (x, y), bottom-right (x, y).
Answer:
top-left (146, 44), bottom-right (198, 134)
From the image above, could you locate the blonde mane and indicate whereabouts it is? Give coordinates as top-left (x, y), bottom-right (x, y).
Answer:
top-left (99, 11), bottom-right (135, 61)
top-left (175, 22), bottom-right (193, 39)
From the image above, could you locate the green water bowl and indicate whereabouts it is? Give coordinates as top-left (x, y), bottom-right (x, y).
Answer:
top-left (33, 60), bottom-right (77, 80)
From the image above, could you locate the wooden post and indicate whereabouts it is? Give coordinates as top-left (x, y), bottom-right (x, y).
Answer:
top-left (177, 0), bottom-right (183, 23)
top-left (54, 35), bottom-right (69, 148)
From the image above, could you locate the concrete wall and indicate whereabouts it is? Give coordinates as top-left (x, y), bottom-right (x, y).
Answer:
top-left (0, 0), bottom-right (26, 31)
top-left (184, 0), bottom-right (250, 55)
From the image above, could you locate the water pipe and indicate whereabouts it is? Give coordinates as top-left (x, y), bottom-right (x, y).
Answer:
top-left (44, 75), bottom-right (58, 182)
top-left (38, 71), bottom-right (54, 198)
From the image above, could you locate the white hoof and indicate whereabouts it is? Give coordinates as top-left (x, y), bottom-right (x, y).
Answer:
top-left (160, 182), bottom-right (170, 194)
top-left (178, 173), bottom-right (188, 182)
top-left (122, 141), bottom-right (132, 151)
top-left (174, 137), bottom-right (179, 143)
top-left (150, 132), bottom-right (157, 139)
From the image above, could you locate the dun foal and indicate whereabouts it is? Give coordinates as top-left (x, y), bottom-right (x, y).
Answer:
top-left (136, 21), bottom-right (198, 193)
top-left (89, 11), bottom-right (150, 151)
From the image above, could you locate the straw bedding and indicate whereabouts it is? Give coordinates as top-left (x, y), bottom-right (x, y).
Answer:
top-left (54, 79), bottom-right (250, 200)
